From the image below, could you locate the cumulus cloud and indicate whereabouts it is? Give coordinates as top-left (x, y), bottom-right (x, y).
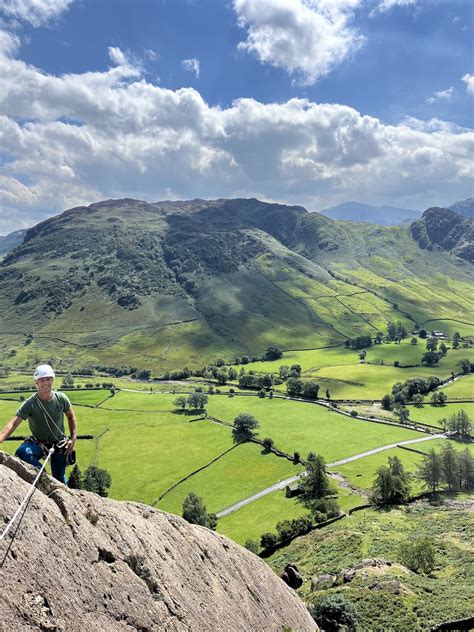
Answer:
top-left (0, 0), bottom-right (72, 27)
top-left (373, 0), bottom-right (417, 14)
top-left (426, 86), bottom-right (454, 104)
top-left (233, 0), bottom-right (364, 85)
top-left (181, 58), bottom-right (200, 78)
top-left (0, 40), bottom-right (472, 233)
top-left (462, 73), bottom-right (474, 94)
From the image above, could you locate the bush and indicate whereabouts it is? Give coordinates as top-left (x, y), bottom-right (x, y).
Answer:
top-left (244, 539), bottom-right (259, 554)
top-left (262, 437), bottom-right (274, 450)
top-left (398, 537), bottom-right (436, 574)
top-left (350, 410), bottom-right (358, 417)
top-left (310, 593), bottom-right (359, 631)
top-left (182, 492), bottom-right (217, 530)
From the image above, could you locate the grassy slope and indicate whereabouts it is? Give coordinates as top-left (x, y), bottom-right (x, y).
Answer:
top-left (268, 503), bottom-right (474, 631)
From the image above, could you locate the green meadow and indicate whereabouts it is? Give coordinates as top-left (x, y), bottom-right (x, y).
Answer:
top-left (441, 373), bottom-right (474, 399)
top-left (408, 402), bottom-right (474, 427)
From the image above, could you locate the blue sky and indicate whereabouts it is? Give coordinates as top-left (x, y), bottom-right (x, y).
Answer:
top-left (0, 0), bottom-right (472, 233)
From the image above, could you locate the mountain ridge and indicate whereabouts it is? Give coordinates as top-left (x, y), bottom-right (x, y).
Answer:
top-left (0, 198), bottom-right (472, 372)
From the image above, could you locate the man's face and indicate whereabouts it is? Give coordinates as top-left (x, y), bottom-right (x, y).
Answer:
top-left (36, 376), bottom-right (54, 394)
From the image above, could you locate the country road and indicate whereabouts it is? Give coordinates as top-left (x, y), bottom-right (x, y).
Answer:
top-left (216, 433), bottom-right (447, 518)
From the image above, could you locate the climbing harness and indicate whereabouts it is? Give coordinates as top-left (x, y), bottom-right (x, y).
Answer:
top-left (0, 446), bottom-right (54, 567)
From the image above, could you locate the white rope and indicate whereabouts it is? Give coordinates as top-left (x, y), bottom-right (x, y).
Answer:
top-left (0, 446), bottom-right (54, 542)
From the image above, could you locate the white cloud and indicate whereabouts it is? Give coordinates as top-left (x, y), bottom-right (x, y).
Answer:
top-left (233, 0), bottom-right (364, 85)
top-left (462, 73), bottom-right (474, 95)
top-left (108, 46), bottom-right (128, 67)
top-left (145, 48), bottom-right (158, 62)
top-left (0, 0), bottom-right (72, 27)
top-left (0, 41), bottom-right (472, 233)
top-left (181, 58), bottom-right (200, 78)
top-left (373, 0), bottom-right (417, 15)
top-left (426, 86), bottom-right (454, 104)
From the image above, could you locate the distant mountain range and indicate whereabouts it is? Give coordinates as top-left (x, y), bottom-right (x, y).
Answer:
top-left (449, 197), bottom-right (474, 220)
top-left (0, 229), bottom-right (27, 259)
top-left (0, 198), bottom-right (472, 372)
top-left (319, 201), bottom-right (421, 225)
top-left (319, 198), bottom-right (474, 225)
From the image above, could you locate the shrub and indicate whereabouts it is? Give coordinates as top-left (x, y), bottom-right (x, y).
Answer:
top-left (398, 537), bottom-right (436, 574)
top-left (310, 593), bottom-right (359, 631)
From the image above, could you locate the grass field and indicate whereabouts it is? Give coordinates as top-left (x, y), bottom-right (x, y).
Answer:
top-left (441, 373), bottom-right (474, 399)
top-left (207, 395), bottom-right (424, 461)
top-left (408, 402), bottom-right (474, 427)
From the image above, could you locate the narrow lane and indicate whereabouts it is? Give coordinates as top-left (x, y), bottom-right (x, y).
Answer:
top-left (216, 433), bottom-right (447, 518)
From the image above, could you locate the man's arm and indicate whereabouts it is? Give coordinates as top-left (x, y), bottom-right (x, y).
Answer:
top-left (0, 415), bottom-right (24, 444)
top-left (65, 407), bottom-right (77, 455)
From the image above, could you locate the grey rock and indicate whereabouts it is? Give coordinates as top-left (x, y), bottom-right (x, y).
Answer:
top-left (0, 452), bottom-right (318, 631)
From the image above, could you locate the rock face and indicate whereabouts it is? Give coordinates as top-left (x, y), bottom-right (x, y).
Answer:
top-left (410, 207), bottom-right (474, 262)
top-left (0, 453), bottom-right (318, 631)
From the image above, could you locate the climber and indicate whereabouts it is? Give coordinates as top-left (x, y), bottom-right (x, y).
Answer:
top-left (0, 364), bottom-right (77, 484)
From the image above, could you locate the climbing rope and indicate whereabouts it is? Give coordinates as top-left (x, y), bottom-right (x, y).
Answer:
top-left (0, 446), bottom-right (54, 567)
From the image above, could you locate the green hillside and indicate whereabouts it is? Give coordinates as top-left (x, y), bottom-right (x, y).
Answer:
top-left (0, 198), bottom-right (472, 372)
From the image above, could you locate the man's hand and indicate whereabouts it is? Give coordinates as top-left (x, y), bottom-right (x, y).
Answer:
top-left (0, 415), bottom-right (23, 444)
top-left (64, 437), bottom-right (76, 455)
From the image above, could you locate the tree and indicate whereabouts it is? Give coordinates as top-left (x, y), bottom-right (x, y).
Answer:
top-left (262, 437), bottom-right (274, 451)
top-left (452, 331), bottom-right (461, 349)
top-left (182, 492), bottom-right (217, 529)
top-left (311, 593), bottom-right (359, 632)
top-left (396, 405), bottom-right (410, 424)
top-left (381, 393), bottom-right (394, 411)
top-left (411, 337), bottom-right (418, 345)
top-left (83, 466), bottom-right (112, 497)
top-left (67, 464), bottom-right (83, 489)
top-left (371, 456), bottom-right (410, 505)
top-left (263, 344), bottom-right (283, 361)
top-left (187, 392), bottom-right (208, 411)
top-left (286, 377), bottom-right (303, 397)
top-left (417, 449), bottom-right (443, 493)
top-left (412, 393), bottom-right (424, 407)
top-left (260, 532), bottom-right (278, 549)
top-left (325, 388), bottom-right (331, 400)
top-left (398, 537), bottom-right (436, 574)
top-left (375, 331), bottom-right (384, 344)
top-left (288, 364), bottom-right (302, 378)
top-left (300, 453), bottom-right (332, 508)
top-left (426, 337), bottom-right (438, 352)
top-left (440, 443), bottom-right (459, 490)
top-left (173, 395), bottom-right (187, 410)
top-left (439, 342), bottom-right (448, 356)
top-left (240, 355), bottom-right (249, 365)
top-left (418, 328), bottom-right (427, 339)
top-left (458, 358), bottom-right (471, 374)
top-left (233, 413), bottom-right (259, 440)
top-left (302, 381), bottom-right (320, 399)
top-left (459, 448), bottom-right (474, 491)
top-left (448, 409), bottom-right (472, 438)
top-left (431, 391), bottom-right (447, 406)
top-left (278, 365), bottom-right (289, 380)
top-left (421, 351), bottom-right (440, 366)
top-left (61, 372), bottom-right (75, 388)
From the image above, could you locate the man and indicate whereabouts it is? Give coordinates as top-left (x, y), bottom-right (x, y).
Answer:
top-left (0, 364), bottom-right (77, 484)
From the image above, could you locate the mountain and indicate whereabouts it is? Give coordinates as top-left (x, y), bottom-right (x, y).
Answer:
top-left (449, 197), bottom-right (474, 220)
top-left (0, 198), bottom-right (472, 372)
top-left (0, 229), bottom-right (27, 259)
top-left (319, 201), bottom-right (421, 225)
top-left (0, 451), bottom-right (317, 631)
top-left (411, 207), bottom-right (474, 263)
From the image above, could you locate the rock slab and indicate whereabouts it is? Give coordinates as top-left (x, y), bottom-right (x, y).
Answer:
top-left (0, 452), bottom-right (318, 631)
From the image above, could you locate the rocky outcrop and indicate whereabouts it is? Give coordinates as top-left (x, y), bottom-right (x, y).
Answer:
top-left (0, 452), bottom-right (318, 631)
top-left (410, 207), bottom-right (474, 262)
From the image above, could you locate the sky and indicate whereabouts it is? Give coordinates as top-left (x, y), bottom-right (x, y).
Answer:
top-left (0, 0), bottom-right (473, 234)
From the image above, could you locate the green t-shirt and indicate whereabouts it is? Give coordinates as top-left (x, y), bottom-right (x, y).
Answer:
top-left (16, 391), bottom-right (71, 442)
